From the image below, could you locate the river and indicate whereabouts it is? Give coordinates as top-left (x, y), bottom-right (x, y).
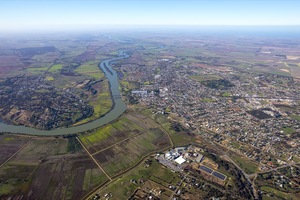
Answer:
top-left (0, 51), bottom-right (129, 136)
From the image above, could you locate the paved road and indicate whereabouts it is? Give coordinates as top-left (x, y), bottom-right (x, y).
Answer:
top-left (221, 154), bottom-right (259, 199)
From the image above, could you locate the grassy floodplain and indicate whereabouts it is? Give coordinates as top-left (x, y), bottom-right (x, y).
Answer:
top-left (73, 80), bottom-right (112, 126)
top-left (75, 61), bottom-right (104, 79)
top-left (93, 158), bottom-right (180, 199)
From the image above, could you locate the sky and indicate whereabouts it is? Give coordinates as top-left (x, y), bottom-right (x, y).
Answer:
top-left (0, 0), bottom-right (300, 32)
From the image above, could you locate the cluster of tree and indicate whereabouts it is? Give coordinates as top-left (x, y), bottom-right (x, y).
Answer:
top-left (66, 136), bottom-right (82, 153)
top-left (204, 152), bottom-right (254, 199)
top-left (170, 121), bottom-right (188, 132)
top-left (201, 79), bottom-right (234, 89)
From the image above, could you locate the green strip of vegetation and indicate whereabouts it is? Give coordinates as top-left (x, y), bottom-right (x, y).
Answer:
top-left (261, 186), bottom-right (291, 199)
top-left (282, 127), bottom-right (296, 135)
top-left (49, 64), bottom-right (63, 72)
top-left (230, 153), bottom-right (258, 174)
top-left (290, 114), bottom-right (300, 121)
top-left (190, 74), bottom-right (221, 82)
top-left (75, 61), bottom-right (104, 79)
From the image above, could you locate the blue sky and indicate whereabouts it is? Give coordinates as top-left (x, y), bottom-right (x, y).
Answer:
top-left (0, 0), bottom-right (299, 31)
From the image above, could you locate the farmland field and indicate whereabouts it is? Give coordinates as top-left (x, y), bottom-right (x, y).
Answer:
top-left (74, 61), bottom-right (104, 79)
top-left (79, 111), bottom-right (172, 177)
top-left (190, 74), bottom-right (221, 82)
top-left (49, 64), bottom-right (63, 72)
top-left (0, 136), bottom-right (108, 199)
top-left (93, 127), bottom-right (170, 177)
top-left (0, 135), bottom-right (31, 166)
top-left (92, 158), bottom-right (180, 199)
top-left (79, 116), bottom-right (144, 153)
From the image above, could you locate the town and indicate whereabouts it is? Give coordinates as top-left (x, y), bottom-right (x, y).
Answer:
top-left (116, 45), bottom-right (300, 174)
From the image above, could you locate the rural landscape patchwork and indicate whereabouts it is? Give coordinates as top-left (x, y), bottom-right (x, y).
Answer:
top-left (1, 0), bottom-right (300, 199)
top-left (0, 29), bottom-right (300, 200)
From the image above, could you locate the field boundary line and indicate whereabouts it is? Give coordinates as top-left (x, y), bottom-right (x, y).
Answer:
top-left (76, 137), bottom-right (112, 181)
top-left (91, 130), bottom-right (150, 156)
top-left (84, 145), bottom-right (171, 200)
top-left (0, 138), bottom-right (32, 168)
top-left (84, 138), bottom-right (173, 200)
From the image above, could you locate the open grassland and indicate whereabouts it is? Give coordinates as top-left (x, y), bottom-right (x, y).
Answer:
top-left (92, 158), bottom-right (180, 200)
top-left (0, 136), bottom-right (108, 200)
top-left (120, 80), bottom-right (139, 92)
top-left (282, 127), bottom-right (297, 135)
top-left (26, 66), bottom-right (49, 74)
top-left (74, 80), bottom-right (113, 126)
top-left (291, 114), bottom-right (300, 121)
top-left (51, 74), bottom-right (86, 89)
top-left (89, 81), bottom-right (112, 117)
top-left (49, 64), bottom-right (63, 72)
top-left (74, 61), bottom-right (104, 79)
top-left (45, 76), bottom-right (54, 81)
top-left (261, 186), bottom-right (300, 200)
top-left (229, 152), bottom-right (258, 174)
top-left (190, 74), bottom-right (221, 82)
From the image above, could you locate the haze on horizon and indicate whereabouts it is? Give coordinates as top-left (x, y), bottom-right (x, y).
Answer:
top-left (0, 0), bottom-right (300, 32)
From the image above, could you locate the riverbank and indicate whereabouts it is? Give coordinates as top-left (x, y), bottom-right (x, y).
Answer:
top-left (0, 51), bottom-right (129, 136)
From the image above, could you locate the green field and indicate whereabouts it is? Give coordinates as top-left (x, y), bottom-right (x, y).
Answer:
top-left (81, 125), bottom-right (112, 145)
top-left (74, 61), bottom-right (104, 79)
top-left (26, 67), bottom-right (49, 74)
top-left (74, 80), bottom-right (112, 125)
top-left (0, 137), bottom-right (108, 199)
top-left (121, 80), bottom-right (138, 92)
top-left (290, 115), bottom-right (300, 121)
top-left (282, 127), bottom-right (296, 135)
top-left (202, 98), bottom-right (215, 102)
top-left (230, 153), bottom-right (258, 174)
top-left (49, 64), bottom-right (63, 72)
top-left (79, 116), bottom-right (143, 150)
top-left (261, 186), bottom-right (297, 200)
top-left (45, 76), bottom-right (54, 81)
top-left (94, 158), bottom-right (180, 199)
top-left (230, 141), bottom-right (241, 149)
top-left (79, 111), bottom-right (171, 177)
top-left (222, 92), bottom-right (231, 97)
top-left (82, 168), bottom-right (108, 192)
top-left (140, 109), bottom-right (196, 146)
top-left (190, 74), bottom-right (221, 82)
